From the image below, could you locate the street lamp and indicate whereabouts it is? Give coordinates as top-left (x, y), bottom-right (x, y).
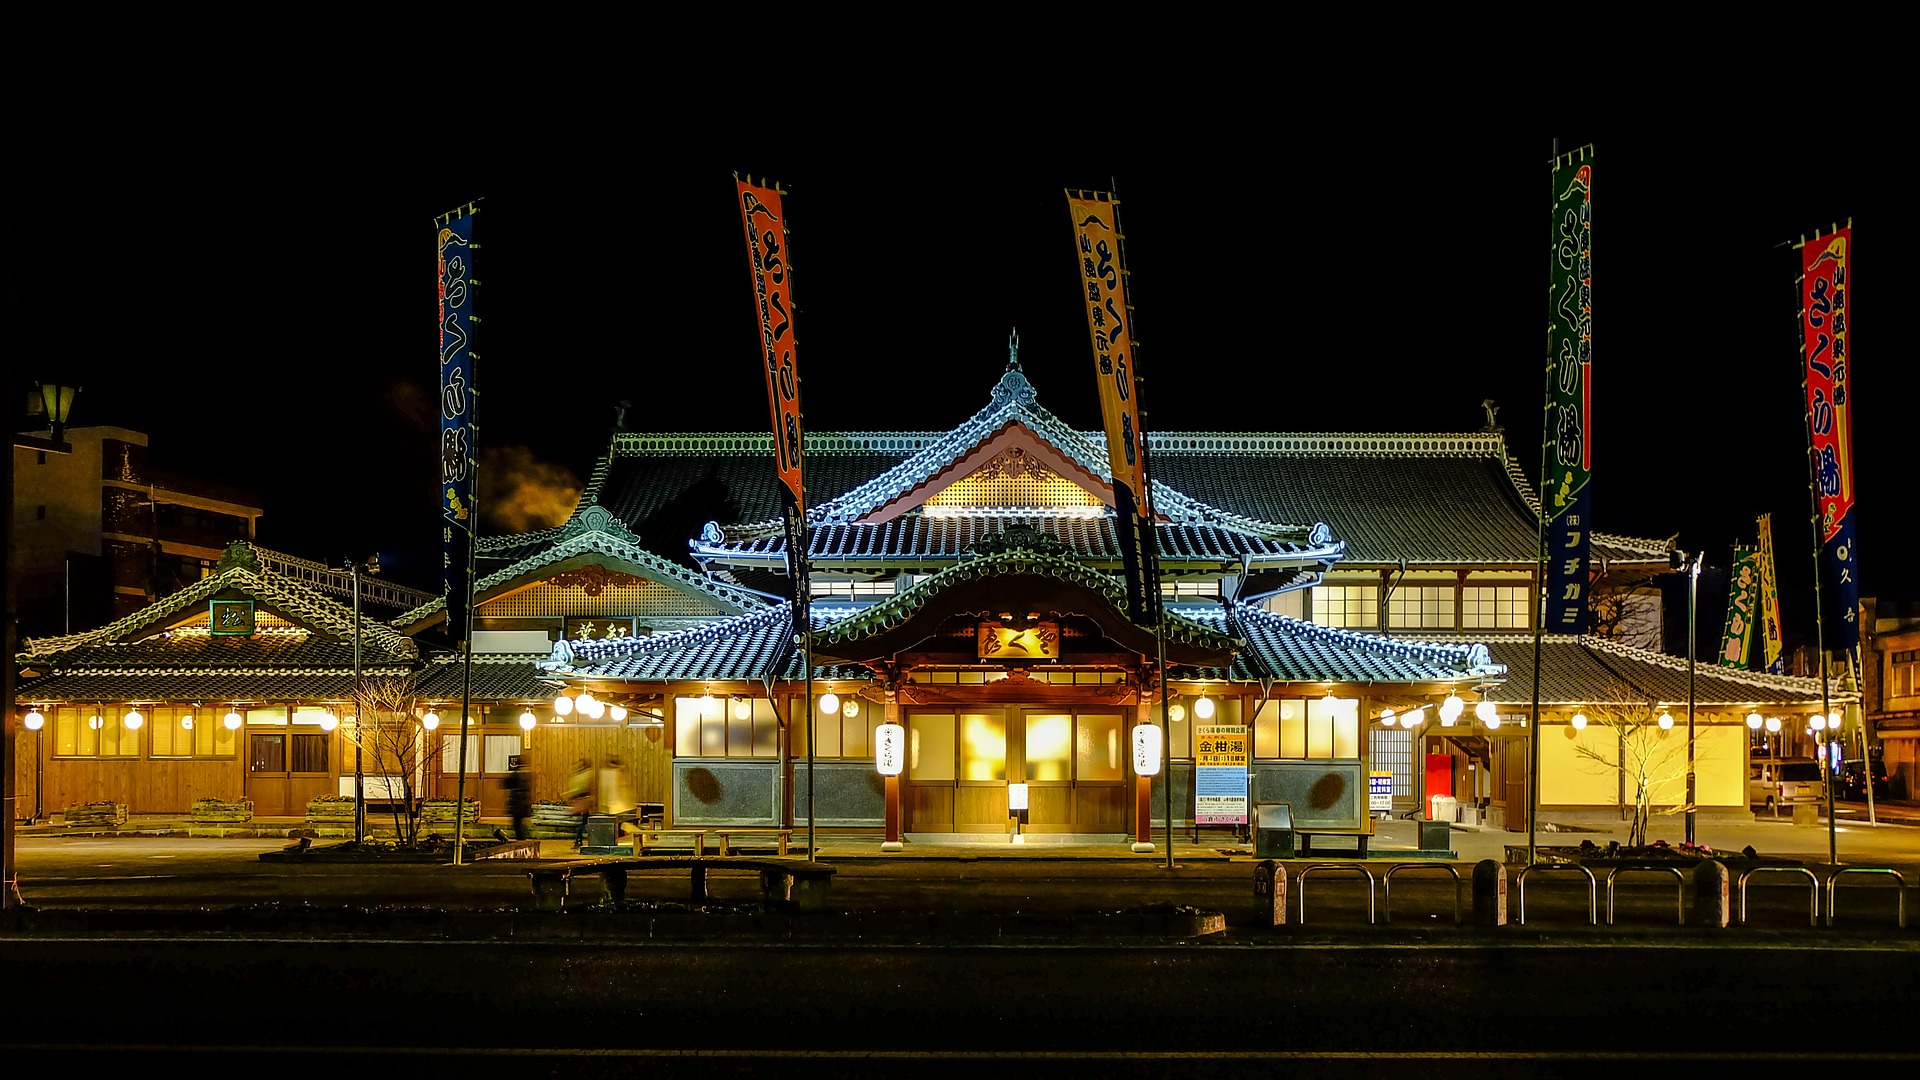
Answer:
top-left (34, 380), bottom-right (80, 447)
top-left (346, 554), bottom-right (379, 842)
top-left (1671, 548), bottom-right (1703, 844)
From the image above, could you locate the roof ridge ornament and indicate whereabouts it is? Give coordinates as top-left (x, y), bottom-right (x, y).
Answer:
top-left (990, 331), bottom-right (1038, 407)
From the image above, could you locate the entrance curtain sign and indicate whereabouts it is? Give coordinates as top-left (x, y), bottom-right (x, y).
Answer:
top-left (1066, 190), bottom-right (1155, 624)
top-left (1719, 545), bottom-right (1760, 668)
top-left (1798, 224), bottom-right (1858, 649)
top-left (1194, 724), bottom-right (1248, 824)
top-left (736, 177), bottom-right (812, 620)
top-left (1757, 513), bottom-right (1785, 672)
top-left (1545, 146), bottom-right (1593, 632)
top-left (436, 200), bottom-right (480, 643)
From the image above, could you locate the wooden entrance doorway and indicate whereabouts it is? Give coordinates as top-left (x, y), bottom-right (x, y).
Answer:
top-left (903, 707), bottom-right (1127, 834)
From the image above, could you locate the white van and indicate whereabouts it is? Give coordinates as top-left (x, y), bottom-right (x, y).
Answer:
top-left (1750, 758), bottom-right (1825, 811)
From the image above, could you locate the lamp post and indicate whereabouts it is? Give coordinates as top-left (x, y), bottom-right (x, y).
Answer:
top-left (346, 555), bottom-right (379, 842)
top-left (1672, 548), bottom-right (1702, 845)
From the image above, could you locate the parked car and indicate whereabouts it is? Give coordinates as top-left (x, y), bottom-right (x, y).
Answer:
top-left (1840, 759), bottom-right (1891, 801)
top-left (1750, 758), bottom-right (1825, 810)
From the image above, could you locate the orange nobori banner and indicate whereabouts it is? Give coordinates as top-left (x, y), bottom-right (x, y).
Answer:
top-left (1066, 192), bottom-right (1148, 520)
top-left (737, 178), bottom-right (805, 515)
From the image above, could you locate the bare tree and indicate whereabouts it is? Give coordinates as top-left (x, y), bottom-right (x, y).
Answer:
top-left (1568, 681), bottom-right (1704, 847)
top-left (335, 675), bottom-right (430, 845)
top-left (1587, 577), bottom-right (1665, 652)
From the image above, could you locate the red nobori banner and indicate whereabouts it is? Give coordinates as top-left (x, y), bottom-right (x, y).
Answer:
top-left (1799, 223), bottom-right (1859, 648)
top-left (1066, 192), bottom-right (1148, 520)
top-left (737, 178), bottom-right (806, 515)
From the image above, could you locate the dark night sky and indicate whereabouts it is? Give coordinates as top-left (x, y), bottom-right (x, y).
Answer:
top-left (4, 119), bottom-right (1897, 655)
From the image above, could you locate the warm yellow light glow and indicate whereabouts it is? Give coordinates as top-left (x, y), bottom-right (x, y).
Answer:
top-left (1441, 694), bottom-right (1464, 723)
top-left (1474, 700), bottom-right (1496, 724)
top-left (1131, 723), bottom-right (1163, 776)
top-left (842, 697), bottom-right (861, 719)
top-left (1747, 712), bottom-right (1763, 730)
top-left (1380, 708), bottom-right (1396, 727)
top-left (1194, 697), bottom-right (1215, 720)
top-left (733, 697), bottom-right (752, 721)
top-left (519, 711), bottom-right (537, 732)
top-left (1168, 703), bottom-right (1186, 724)
top-left (1809, 713), bottom-right (1827, 732)
top-left (1765, 716), bottom-right (1782, 734)
top-left (610, 704), bottom-right (627, 723)
top-left (1406, 707), bottom-right (1427, 728)
top-left (224, 710), bottom-right (243, 731)
top-left (319, 712), bottom-right (338, 732)
top-left (123, 709), bottom-right (144, 730)
top-left (1571, 712), bottom-right (1588, 731)
top-left (1658, 713), bottom-right (1674, 730)
top-left (820, 693), bottom-right (841, 716)
top-left (553, 695), bottom-right (575, 717)
top-left (578, 693), bottom-right (598, 713)
top-left (181, 714), bottom-right (195, 729)
top-left (88, 714), bottom-right (104, 730)
top-left (422, 710), bottom-right (441, 731)
top-left (23, 709), bottom-right (45, 731)
top-left (1828, 710), bottom-right (1843, 731)
top-left (583, 698), bottom-right (606, 720)
top-left (1483, 715), bottom-right (1501, 730)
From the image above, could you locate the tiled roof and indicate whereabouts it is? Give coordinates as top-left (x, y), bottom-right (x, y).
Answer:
top-left (1146, 433), bottom-right (1670, 566)
top-left (15, 627), bottom-right (413, 703)
top-left (806, 549), bottom-right (1235, 657)
top-left (1476, 634), bottom-right (1847, 706)
top-left (1170, 605), bottom-right (1504, 685)
top-left (547, 604), bottom-right (869, 684)
top-left (413, 653), bottom-right (562, 702)
top-left (576, 371), bottom-right (1669, 572)
top-left (392, 504), bottom-right (769, 628)
top-left (20, 547), bottom-right (418, 662)
top-left (694, 512), bottom-right (1341, 568)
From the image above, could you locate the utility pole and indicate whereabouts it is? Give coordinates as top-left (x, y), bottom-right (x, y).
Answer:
top-left (348, 555), bottom-right (379, 842)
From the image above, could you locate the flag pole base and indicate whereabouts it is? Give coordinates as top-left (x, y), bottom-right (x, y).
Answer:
top-left (1131, 842), bottom-right (1156, 853)
top-left (880, 840), bottom-right (904, 852)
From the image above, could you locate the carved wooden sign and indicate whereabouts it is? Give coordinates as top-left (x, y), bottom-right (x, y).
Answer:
top-left (977, 621), bottom-right (1060, 660)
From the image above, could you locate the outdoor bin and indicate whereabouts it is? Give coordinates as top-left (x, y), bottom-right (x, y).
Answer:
top-left (1429, 795), bottom-right (1458, 823)
top-left (1417, 817), bottom-right (1451, 851)
top-left (1254, 802), bottom-right (1295, 859)
top-left (585, 814), bottom-right (619, 849)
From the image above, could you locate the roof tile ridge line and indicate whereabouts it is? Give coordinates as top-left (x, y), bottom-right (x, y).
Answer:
top-left (253, 568), bottom-right (418, 657)
top-left (811, 397), bottom-right (1036, 522)
top-left (1239, 605), bottom-right (1479, 663)
top-left (1582, 635), bottom-right (1848, 694)
top-left (576, 438), bottom-right (621, 508)
top-left (20, 566), bottom-right (245, 657)
top-left (479, 525), bottom-right (564, 552)
top-left (613, 431), bottom-right (946, 456)
top-left (1591, 530), bottom-right (1679, 555)
top-left (486, 531), bottom-right (768, 611)
top-left (569, 603), bottom-right (792, 659)
top-left (816, 549), bottom-right (1128, 642)
top-left (1502, 451), bottom-right (1547, 518)
top-left (1143, 432), bottom-right (1510, 455)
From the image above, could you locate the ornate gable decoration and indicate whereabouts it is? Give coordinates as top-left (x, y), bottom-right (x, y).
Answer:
top-left (965, 523), bottom-right (1068, 559)
top-left (561, 503), bottom-right (640, 544)
top-left (925, 447), bottom-right (1103, 511)
top-left (549, 565), bottom-right (646, 597)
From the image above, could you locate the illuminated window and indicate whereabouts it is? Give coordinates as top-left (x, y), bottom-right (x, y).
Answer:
top-left (1387, 585), bottom-right (1456, 630)
top-left (1313, 585), bottom-right (1378, 629)
top-left (147, 706), bottom-right (237, 758)
top-left (1890, 651), bottom-right (1920, 703)
top-left (1260, 697), bottom-right (1359, 761)
top-left (52, 706), bottom-right (138, 758)
top-left (813, 580), bottom-right (896, 599)
top-left (1264, 590), bottom-right (1306, 619)
top-left (1160, 580), bottom-right (1221, 598)
top-left (1462, 585), bottom-right (1530, 629)
top-left (675, 696), bottom-right (779, 759)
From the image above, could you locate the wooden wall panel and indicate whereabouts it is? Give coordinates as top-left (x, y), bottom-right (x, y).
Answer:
top-left (1074, 784), bottom-right (1125, 832)
top-left (955, 786), bottom-right (1008, 830)
top-left (1027, 786), bottom-right (1071, 828)
top-left (905, 785), bottom-right (954, 830)
top-left (521, 725), bottom-right (672, 807)
top-left (33, 756), bottom-right (245, 815)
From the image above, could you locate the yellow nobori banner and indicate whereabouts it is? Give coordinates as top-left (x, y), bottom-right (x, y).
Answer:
top-left (1066, 192), bottom-right (1148, 519)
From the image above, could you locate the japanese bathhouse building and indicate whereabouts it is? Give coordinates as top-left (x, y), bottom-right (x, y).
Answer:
top-left (11, 358), bottom-right (1844, 838)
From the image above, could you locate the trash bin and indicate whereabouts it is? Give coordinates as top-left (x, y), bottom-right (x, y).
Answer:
top-left (1254, 802), bottom-right (1295, 859)
top-left (1417, 817), bottom-right (1452, 851)
top-left (1429, 794), bottom-right (1458, 823)
top-left (585, 814), bottom-right (619, 849)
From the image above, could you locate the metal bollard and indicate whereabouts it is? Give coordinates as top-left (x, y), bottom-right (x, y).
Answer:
top-left (1471, 859), bottom-right (1507, 926)
top-left (1254, 859), bottom-right (1287, 927)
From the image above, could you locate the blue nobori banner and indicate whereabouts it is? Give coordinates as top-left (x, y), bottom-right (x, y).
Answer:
top-left (437, 199), bottom-right (480, 643)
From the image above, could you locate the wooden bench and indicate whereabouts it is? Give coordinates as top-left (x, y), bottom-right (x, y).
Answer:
top-left (628, 827), bottom-right (712, 854)
top-left (527, 856), bottom-right (836, 912)
top-left (711, 828), bottom-right (795, 855)
top-left (1295, 822), bottom-right (1376, 857)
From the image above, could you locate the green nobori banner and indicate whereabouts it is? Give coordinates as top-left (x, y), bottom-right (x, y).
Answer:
top-left (1719, 545), bottom-right (1760, 669)
top-left (1545, 145), bottom-right (1593, 632)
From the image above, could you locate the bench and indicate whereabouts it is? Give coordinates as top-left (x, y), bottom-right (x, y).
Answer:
top-left (628, 827), bottom-right (712, 854)
top-left (712, 828), bottom-right (795, 855)
top-left (1295, 823), bottom-right (1376, 857)
top-left (527, 856), bottom-right (836, 912)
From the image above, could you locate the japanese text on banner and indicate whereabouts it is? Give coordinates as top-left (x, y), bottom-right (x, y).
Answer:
top-left (1800, 226), bottom-right (1858, 648)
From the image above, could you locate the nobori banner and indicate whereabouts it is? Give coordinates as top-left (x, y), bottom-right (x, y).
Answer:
top-left (1719, 545), bottom-right (1760, 669)
top-left (736, 177), bottom-right (811, 619)
top-left (1545, 146), bottom-right (1593, 634)
top-left (1799, 224), bottom-right (1859, 649)
top-left (1066, 190), bottom-right (1155, 624)
top-left (436, 199), bottom-right (481, 643)
top-left (1757, 513), bottom-right (1785, 672)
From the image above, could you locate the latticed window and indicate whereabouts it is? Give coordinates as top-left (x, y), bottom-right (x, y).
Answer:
top-left (1252, 697), bottom-right (1361, 760)
top-left (51, 706), bottom-right (139, 758)
top-left (1462, 585), bottom-right (1530, 629)
top-left (1388, 585), bottom-right (1457, 630)
top-left (1890, 650), bottom-right (1920, 702)
top-left (1372, 727), bottom-right (1412, 804)
top-left (147, 705), bottom-right (237, 758)
top-left (1161, 580), bottom-right (1221, 598)
top-left (924, 448), bottom-right (1103, 509)
top-left (815, 581), bottom-right (896, 599)
top-left (1312, 585), bottom-right (1378, 629)
top-left (674, 696), bottom-right (780, 758)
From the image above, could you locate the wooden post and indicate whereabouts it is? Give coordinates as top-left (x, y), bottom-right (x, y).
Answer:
top-left (1135, 774), bottom-right (1154, 850)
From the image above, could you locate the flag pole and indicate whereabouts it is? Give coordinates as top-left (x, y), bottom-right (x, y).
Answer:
top-left (1794, 233), bottom-right (1838, 868)
top-left (1529, 139), bottom-right (1559, 868)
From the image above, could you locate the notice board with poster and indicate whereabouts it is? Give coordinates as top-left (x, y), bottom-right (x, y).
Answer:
top-left (1369, 770), bottom-right (1393, 812)
top-left (1194, 725), bottom-right (1249, 824)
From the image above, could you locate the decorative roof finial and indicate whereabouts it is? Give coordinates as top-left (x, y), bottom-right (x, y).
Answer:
top-left (1007, 327), bottom-right (1021, 372)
